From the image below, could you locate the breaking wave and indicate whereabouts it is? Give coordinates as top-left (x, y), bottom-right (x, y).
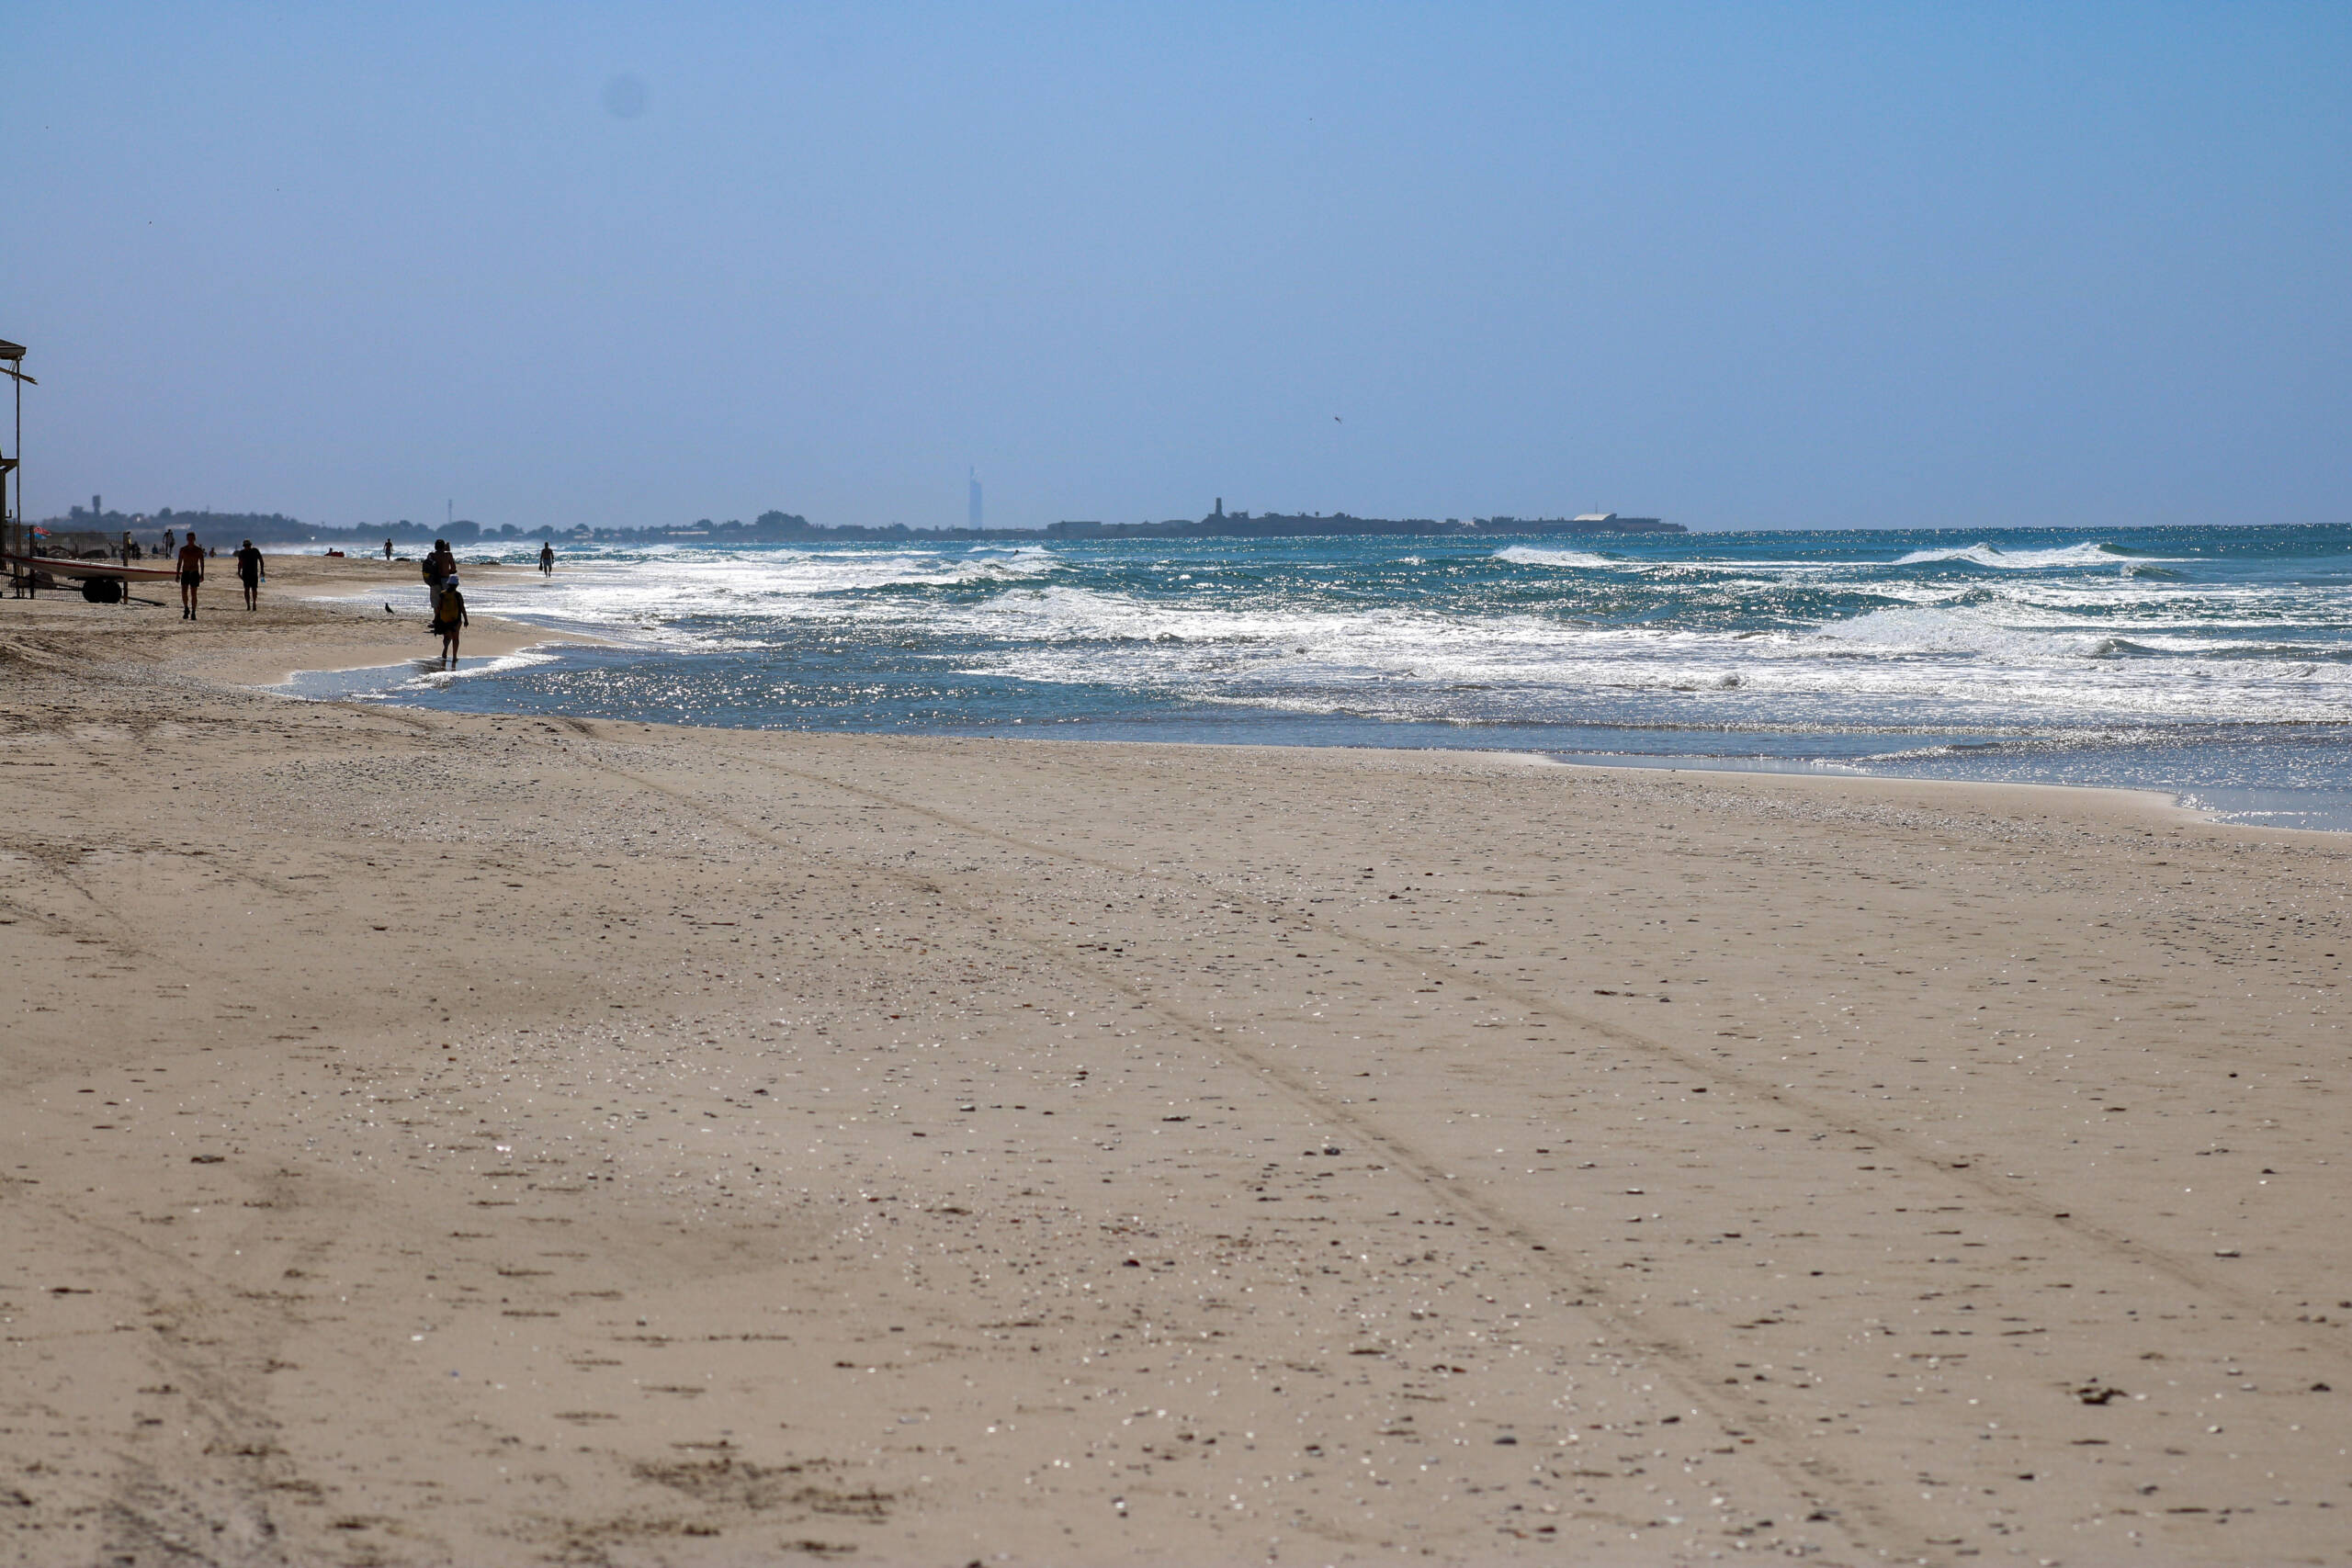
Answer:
top-left (1890, 541), bottom-right (2153, 570)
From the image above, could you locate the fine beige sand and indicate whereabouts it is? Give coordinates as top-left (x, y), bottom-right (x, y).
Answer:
top-left (3, 562), bottom-right (2348, 1566)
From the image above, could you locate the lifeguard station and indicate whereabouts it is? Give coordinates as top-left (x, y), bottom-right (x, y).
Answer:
top-left (0, 339), bottom-right (26, 579)
top-left (2, 339), bottom-right (175, 603)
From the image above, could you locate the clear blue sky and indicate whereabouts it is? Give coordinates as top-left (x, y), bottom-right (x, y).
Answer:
top-left (8, 3), bottom-right (2348, 532)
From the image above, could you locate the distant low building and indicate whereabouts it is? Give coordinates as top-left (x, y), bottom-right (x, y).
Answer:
top-left (1478, 514), bottom-right (1676, 535)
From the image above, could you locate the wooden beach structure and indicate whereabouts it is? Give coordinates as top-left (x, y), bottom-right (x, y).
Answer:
top-left (0, 338), bottom-right (27, 587)
top-left (0, 338), bottom-right (173, 604)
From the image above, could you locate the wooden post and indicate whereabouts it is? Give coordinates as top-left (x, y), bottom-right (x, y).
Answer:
top-left (2, 339), bottom-right (29, 595)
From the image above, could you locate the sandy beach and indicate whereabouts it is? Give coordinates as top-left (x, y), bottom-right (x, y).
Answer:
top-left (3, 558), bottom-right (2347, 1566)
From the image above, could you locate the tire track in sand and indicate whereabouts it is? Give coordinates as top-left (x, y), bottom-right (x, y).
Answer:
top-left (698, 738), bottom-right (2316, 1333)
top-left (527, 729), bottom-right (1939, 1559)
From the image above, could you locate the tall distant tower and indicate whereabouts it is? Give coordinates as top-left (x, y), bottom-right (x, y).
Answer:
top-left (968, 468), bottom-right (982, 530)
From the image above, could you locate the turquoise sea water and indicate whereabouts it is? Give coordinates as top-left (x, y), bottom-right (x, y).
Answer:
top-left (294, 524), bottom-right (2352, 830)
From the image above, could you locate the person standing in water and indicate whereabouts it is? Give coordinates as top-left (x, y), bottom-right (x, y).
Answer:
top-left (233, 539), bottom-right (265, 611)
top-left (175, 532), bottom-right (206, 619)
top-left (538, 539), bottom-right (555, 576)
top-left (384, 536), bottom-right (395, 561)
top-left (435, 577), bottom-right (468, 668)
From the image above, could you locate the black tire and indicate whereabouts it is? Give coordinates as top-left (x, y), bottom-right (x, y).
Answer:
top-left (81, 576), bottom-right (124, 604)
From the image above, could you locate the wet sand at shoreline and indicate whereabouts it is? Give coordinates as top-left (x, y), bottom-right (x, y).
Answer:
top-left (2, 565), bottom-right (2348, 1564)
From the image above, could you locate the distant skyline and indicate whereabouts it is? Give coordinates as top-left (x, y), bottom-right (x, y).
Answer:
top-left (7, 3), bottom-right (2350, 533)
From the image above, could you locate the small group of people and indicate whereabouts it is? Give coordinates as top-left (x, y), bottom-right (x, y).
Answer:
top-left (169, 533), bottom-right (266, 618)
top-left (420, 538), bottom-right (554, 664)
top-left (423, 538), bottom-right (468, 666)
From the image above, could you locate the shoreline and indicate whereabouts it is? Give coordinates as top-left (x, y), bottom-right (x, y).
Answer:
top-left (279, 637), bottom-right (2262, 833)
top-left (290, 624), bottom-right (2318, 835)
top-left (243, 535), bottom-right (2352, 835)
top-left (6, 564), bottom-right (2349, 1564)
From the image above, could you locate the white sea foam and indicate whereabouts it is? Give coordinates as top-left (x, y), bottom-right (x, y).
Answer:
top-left (1890, 541), bottom-right (2157, 570)
top-left (273, 645), bottom-right (565, 702)
top-left (1493, 545), bottom-right (1620, 570)
top-left (395, 647), bottom-right (564, 689)
top-left (924, 581), bottom-right (2352, 729)
top-left (388, 536), bottom-right (2352, 738)
top-left (1815, 605), bottom-right (2034, 654)
top-left (442, 544), bottom-right (1063, 651)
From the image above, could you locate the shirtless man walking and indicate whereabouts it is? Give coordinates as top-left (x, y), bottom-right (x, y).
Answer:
top-left (177, 532), bottom-right (207, 619)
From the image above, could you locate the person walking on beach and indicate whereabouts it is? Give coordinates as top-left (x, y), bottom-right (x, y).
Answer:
top-left (384, 536), bottom-right (394, 561)
top-left (435, 577), bottom-right (468, 668)
top-left (418, 540), bottom-right (456, 649)
top-left (175, 532), bottom-right (206, 619)
top-left (538, 539), bottom-right (555, 576)
top-left (233, 539), bottom-right (265, 611)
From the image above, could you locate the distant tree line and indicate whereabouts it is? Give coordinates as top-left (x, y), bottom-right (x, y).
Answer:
top-left (38, 506), bottom-right (560, 547)
top-left (36, 503), bottom-right (1681, 549)
top-left (1048, 512), bottom-right (1682, 539)
top-left (34, 505), bottom-right (1001, 547)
